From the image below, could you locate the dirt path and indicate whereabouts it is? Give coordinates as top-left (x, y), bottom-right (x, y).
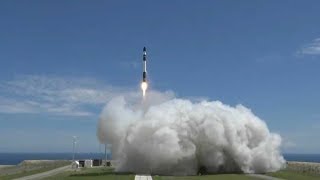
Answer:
top-left (13, 165), bottom-right (70, 180)
top-left (247, 174), bottom-right (285, 180)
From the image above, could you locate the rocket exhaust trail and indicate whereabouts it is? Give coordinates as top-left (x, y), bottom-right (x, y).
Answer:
top-left (141, 47), bottom-right (148, 97)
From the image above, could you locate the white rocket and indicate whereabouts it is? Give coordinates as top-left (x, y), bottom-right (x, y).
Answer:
top-left (142, 47), bottom-right (147, 82)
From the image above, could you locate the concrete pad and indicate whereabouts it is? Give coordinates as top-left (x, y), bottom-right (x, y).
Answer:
top-left (135, 174), bottom-right (153, 180)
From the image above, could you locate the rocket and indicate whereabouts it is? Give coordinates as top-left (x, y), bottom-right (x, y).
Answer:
top-left (141, 47), bottom-right (148, 97)
top-left (142, 47), bottom-right (147, 82)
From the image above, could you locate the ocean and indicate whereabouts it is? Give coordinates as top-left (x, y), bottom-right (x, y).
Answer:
top-left (0, 153), bottom-right (110, 165)
top-left (0, 153), bottom-right (319, 165)
top-left (283, 154), bottom-right (320, 163)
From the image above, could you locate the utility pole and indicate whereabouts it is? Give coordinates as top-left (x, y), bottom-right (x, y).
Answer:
top-left (104, 143), bottom-right (107, 166)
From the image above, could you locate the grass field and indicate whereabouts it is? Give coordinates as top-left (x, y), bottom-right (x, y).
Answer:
top-left (267, 169), bottom-right (320, 180)
top-left (43, 167), bottom-right (134, 180)
top-left (0, 161), bottom-right (70, 180)
top-left (153, 174), bottom-right (258, 180)
top-left (43, 167), bottom-right (259, 180)
top-left (0, 167), bottom-right (65, 180)
top-left (9, 164), bottom-right (320, 180)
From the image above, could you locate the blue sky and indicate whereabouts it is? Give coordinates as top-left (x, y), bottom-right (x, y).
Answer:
top-left (0, 1), bottom-right (319, 153)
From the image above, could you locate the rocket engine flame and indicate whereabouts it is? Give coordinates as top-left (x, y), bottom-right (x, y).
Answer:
top-left (141, 82), bottom-right (148, 97)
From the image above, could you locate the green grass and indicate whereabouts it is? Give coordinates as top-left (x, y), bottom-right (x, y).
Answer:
top-left (0, 162), bottom-right (70, 180)
top-left (44, 167), bottom-right (258, 180)
top-left (0, 167), bottom-right (57, 180)
top-left (267, 169), bottom-right (320, 180)
top-left (5, 163), bottom-right (320, 180)
top-left (153, 174), bottom-right (258, 180)
top-left (0, 166), bottom-right (69, 180)
top-left (43, 167), bottom-right (135, 180)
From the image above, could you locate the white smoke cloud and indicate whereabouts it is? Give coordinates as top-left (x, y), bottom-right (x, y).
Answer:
top-left (97, 91), bottom-right (285, 175)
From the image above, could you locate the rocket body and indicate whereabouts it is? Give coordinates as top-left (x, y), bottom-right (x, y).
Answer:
top-left (142, 47), bottom-right (147, 82)
top-left (141, 47), bottom-right (148, 97)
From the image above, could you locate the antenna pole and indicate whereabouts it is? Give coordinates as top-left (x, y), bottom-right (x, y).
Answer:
top-left (105, 144), bottom-right (107, 166)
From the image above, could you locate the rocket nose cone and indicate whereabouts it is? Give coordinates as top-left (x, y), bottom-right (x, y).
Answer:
top-left (143, 47), bottom-right (146, 51)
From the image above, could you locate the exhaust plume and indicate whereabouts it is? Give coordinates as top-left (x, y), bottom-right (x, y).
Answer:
top-left (141, 82), bottom-right (148, 97)
top-left (97, 91), bottom-right (285, 175)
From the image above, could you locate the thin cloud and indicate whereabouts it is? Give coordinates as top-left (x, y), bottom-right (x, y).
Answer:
top-left (120, 60), bottom-right (139, 69)
top-left (0, 75), bottom-right (130, 117)
top-left (282, 139), bottom-right (297, 149)
top-left (299, 38), bottom-right (320, 55)
top-left (0, 97), bottom-right (38, 114)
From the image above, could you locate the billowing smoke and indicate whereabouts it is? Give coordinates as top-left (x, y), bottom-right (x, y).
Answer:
top-left (97, 91), bottom-right (285, 175)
